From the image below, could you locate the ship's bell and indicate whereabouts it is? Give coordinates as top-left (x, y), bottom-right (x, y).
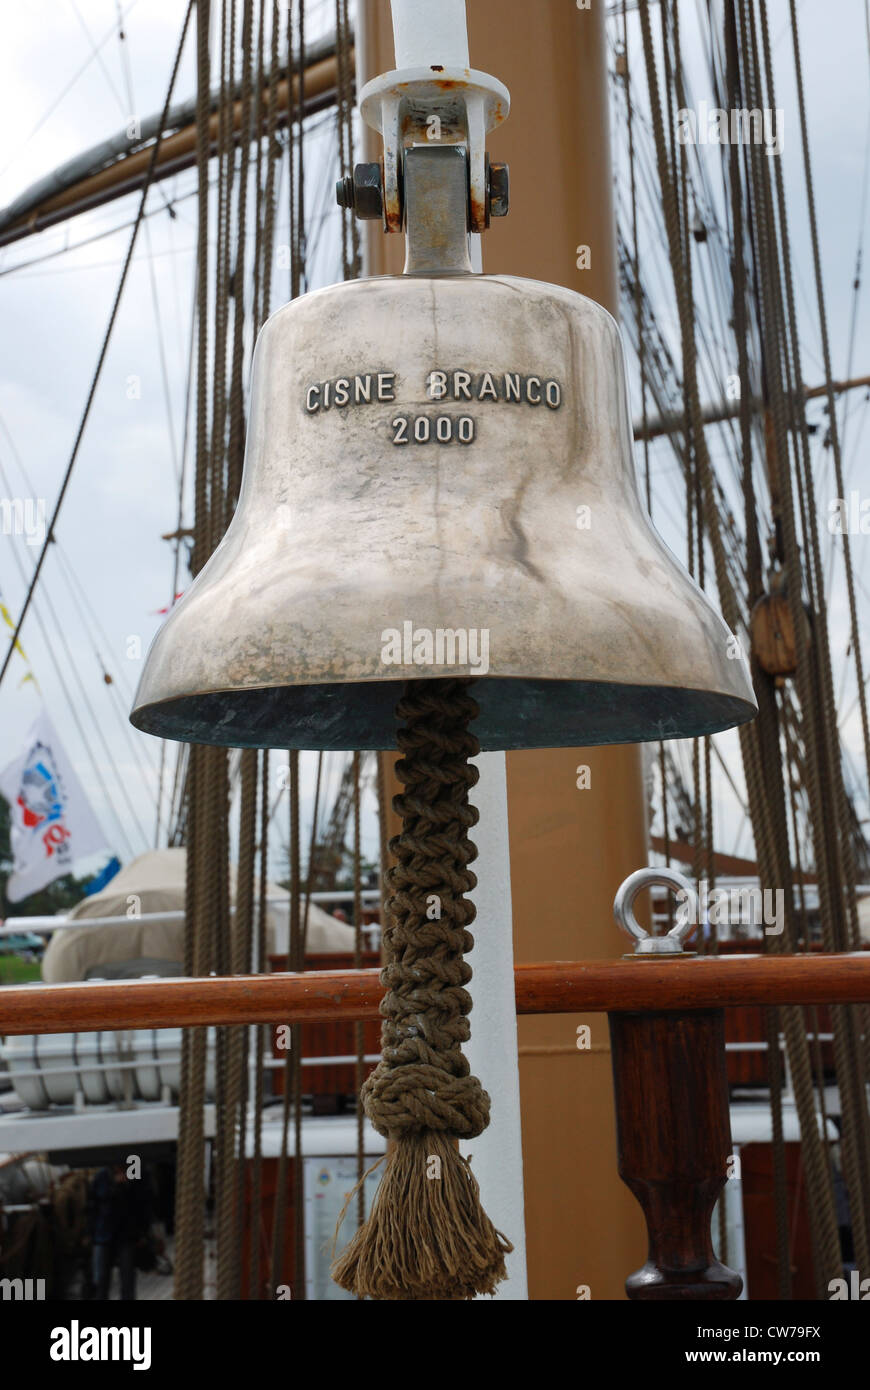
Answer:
top-left (131, 268), bottom-right (756, 751)
top-left (130, 33), bottom-right (756, 754)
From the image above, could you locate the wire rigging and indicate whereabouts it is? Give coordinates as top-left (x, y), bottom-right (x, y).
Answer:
top-left (0, 1), bottom-right (197, 693)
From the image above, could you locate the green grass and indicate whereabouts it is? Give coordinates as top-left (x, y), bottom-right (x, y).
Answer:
top-left (0, 955), bottom-right (42, 985)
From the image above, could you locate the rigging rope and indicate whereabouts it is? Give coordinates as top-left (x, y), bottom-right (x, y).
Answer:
top-left (244, 2), bottom-right (284, 1294)
top-left (246, 747), bottom-right (270, 1297)
top-left (256, 2), bottom-right (312, 1301)
top-left (788, 0), bottom-right (870, 817)
top-left (352, 753), bottom-right (366, 1245)
top-left (211, 0), bottom-right (240, 1302)
top-left (269, 748), bottom-right (298, 1294)
top-left (173, 0), bottom-right (213, 1302)
top-left (745, 0), bottom-right (870, 1273)
top-left (292, 0), bottom-right (306, 300)
top-left (638, 0), bottom-right (847, 1295)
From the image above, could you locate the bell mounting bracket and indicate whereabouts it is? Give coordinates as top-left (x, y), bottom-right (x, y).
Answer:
top-left (336, 2), bottom-right (510, 260)
top-left (356, 66), bottom-right (510, 237)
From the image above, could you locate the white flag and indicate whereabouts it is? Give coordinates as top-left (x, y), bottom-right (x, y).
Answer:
top-left (0, 711), bottom-right (108, 902)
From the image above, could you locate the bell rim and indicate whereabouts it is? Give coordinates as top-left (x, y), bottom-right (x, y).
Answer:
top-left (130, 673), bottom-right (757, 752)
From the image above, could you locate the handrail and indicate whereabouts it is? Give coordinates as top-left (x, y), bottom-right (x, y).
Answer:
top-left (1, 953), bottom-right (869, 1035)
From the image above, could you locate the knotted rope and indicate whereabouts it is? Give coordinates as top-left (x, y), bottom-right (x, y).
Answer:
top-left (333, 678), bottom-right (512, 1300)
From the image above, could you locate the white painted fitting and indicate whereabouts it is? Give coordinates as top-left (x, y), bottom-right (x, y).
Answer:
top-left (460, 752), bottom-right (529, 1299)
top-left (390, 0), bottom-right (470, 69)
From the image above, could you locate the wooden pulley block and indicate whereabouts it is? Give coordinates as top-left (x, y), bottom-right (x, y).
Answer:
top-left (750, 581), bottom-right (811, 678)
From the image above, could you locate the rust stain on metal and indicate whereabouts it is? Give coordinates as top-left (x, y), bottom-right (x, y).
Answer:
top-left (470, 191), bottom-right (487, 234)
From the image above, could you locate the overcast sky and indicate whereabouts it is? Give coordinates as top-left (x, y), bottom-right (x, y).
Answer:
top-left (0, 0), bottom-right (365, 892)
top-left (0, 0), bottom-right (867, 899)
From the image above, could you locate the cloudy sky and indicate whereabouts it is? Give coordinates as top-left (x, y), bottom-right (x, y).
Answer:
top-left (0, 0), bottom-right (363, 894)
top-left (0, 0), bottom-right (867, 900)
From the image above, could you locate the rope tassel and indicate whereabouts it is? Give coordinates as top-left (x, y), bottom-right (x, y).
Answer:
top-left (332, 678), bottom-right (512, 1300)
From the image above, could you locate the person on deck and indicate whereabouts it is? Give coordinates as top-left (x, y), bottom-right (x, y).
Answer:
top-left (88, 1163), bottom-right (152, 1300)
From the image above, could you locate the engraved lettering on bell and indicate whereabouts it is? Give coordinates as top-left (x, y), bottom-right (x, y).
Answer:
top-left (304, 367), bottom-right (563, 414)
top-left (131, 274), bottom-right (758, 751)
top-left (424, 369), bottom-right (562, 408)
top-left (305, 372), bottom-right (396, 413)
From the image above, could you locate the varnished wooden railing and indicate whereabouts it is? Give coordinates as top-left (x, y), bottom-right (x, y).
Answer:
top-left (1, 952), bottom-right (869, 1035)
top-left (3, 952), bottom-right (869, 1302)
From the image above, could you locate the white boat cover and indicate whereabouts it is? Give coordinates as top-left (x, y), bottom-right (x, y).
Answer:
top-left (41, 847), bottom-right (357, 981)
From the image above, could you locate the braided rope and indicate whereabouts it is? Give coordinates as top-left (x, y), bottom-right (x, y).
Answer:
top-left (361, 680), bottom-right (489, 1142)
top-left (333, 680), bottom-right (510, 1300)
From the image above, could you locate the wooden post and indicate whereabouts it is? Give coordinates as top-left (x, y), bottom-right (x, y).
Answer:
top-left (609, 1008), bottom-right (742, 1299)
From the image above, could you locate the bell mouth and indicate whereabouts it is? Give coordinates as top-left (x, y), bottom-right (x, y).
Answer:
top-left (130, 676), bottom-right (757, 752)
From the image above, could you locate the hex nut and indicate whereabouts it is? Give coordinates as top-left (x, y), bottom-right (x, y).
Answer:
top-left (352, 163), bottom-right (384, 220)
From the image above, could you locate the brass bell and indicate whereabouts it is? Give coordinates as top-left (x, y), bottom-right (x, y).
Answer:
top-left (130, 258), bottom-right (755, 750)
top-left (130, 35), bottom-right (756, 754)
